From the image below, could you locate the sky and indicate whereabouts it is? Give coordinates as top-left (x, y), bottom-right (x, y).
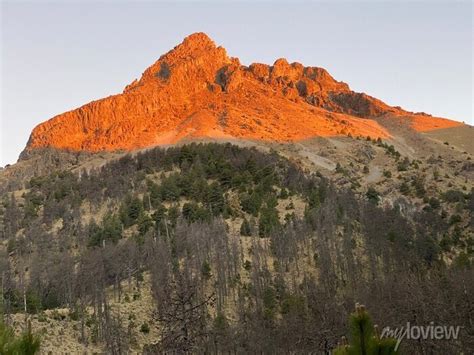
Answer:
top-left (1, 1), bottom-right (472, 166)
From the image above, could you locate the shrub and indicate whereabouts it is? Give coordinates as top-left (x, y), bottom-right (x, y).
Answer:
top-left (428, 197), bottom-right (440, 209)
top-left (449, 214), bottom-right (462, 225)
top-left (278, 188), bottom-right (289, 199)
top-left (243, 260), bottom-right (252, 271)
top-left (411, 176), bottom-right (426, 198)
top-left (140, 322), bottom-right (150, 334)
top-left (366, 187), bottom-right (380, 204)
top-left (336, 163), bottom-right (345, 174)
top-left (201, 260), bottom-right (212, 280)
top-left (240, 218), bottom-right (252, 236)
top-left (399, 182), bottom-right (410, 195)
top-left (397, 157), bottom-right (410, 171)
top-left (443, 189), bottom-right (465, 203)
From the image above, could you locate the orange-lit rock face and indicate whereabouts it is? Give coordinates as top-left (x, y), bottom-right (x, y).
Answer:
top-left (408, 114), bottom-right (462, 132)
top-left (25, 32), bottom-right (462, 153)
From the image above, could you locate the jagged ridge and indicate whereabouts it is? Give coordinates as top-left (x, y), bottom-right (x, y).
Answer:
top-left (24, 32), bottom-right (461, 155)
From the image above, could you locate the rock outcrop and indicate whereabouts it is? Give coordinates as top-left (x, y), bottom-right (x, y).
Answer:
top-left (23, 32), bottom-right (462, 155)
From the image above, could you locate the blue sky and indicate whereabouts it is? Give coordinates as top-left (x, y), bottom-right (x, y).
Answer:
top-left (1, 1), bottom-right (472, 166)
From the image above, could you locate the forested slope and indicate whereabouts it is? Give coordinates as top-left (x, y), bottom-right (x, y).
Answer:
top-left (0, 143), bottom-right (472, 353)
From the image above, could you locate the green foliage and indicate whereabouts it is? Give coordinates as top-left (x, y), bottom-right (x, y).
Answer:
top-left (428, 197), bottom-right (440, 209)
top-left (167, 205), bottom-right (180, 227)
top-left (336, 163), bottom-right (345, 174)
top-left (278, 188), bottom-right (289, 199)
top-left (240, 218), bottom-right (252, 236)
top-left (258, 199), bottom-right (280, 238)
top-left (399, 182), bottom-right (410, 195)
top-left (333, 304), bottom-right (398, 355)
top-left (22, 191), bottom-right (44, 219)
top-left (205, 182), bottom-right (225, 216)
top-left (449, 214), bottom-right (462, 225)
top-left (120, 195), bottom-right (144, 227)
top-left (243, 260), bottom-right (252, 271)
top-left (467, 190), bottom-right (474, 212)
top-left (397, 157), bottom-right (410, 171)
top-left (29, 176), bottom-right (47, 189)
top-left (262, 286), bottom-right (277, 320)
top-left (280, 293), bottom-right (306, 315)
top-left (6, 238), bottom-right (17, 254)
top-left (213, 312), bottom-right (228, 332)
top-left (366, 187), bottom-right (380, 204)
top-left (88, 213), bottom-right (122, 248)
top-left (201, 260), bottom-right (212, 280)
top-left (159, 175), bottom-right (181, 201)
top-left (152, 203), bottom-right (169, 235)
top-left (147, 181), bottom-right (162, 208)
top-left (307, 188), bottom-right (321, 210)
top-left (140, 322), bottom-right (150, 334)
top-left (454, 252), bottom-right (472, 269)
top-left (184, 201), bottom-right (214, 222)
top-left (411, 175), bottom-right (426, 198)
top-left (240, 191), bottom-right (263, 217)
top-left (137, 213), bottom-right (153, 235)
top-left (383, 145), bottom-right (401, 160)
top-left (443, 189), bottom-right (465, 203)
top-left (0, 320), bottom-right (41, 354)
top-left (415, 234), bottom-right (440, 266)
top-left (3, 290), bottom-right (42, 314)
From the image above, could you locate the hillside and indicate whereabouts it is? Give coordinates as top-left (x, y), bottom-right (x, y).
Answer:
top-left (1, 143), bottom-right (473, 353)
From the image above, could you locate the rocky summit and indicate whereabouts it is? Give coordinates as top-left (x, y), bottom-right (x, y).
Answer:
top-left (23, 32), bottom-right (461, 155)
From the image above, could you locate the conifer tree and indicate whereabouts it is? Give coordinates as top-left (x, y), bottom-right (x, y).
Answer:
top-left (334, 303), bottom-right (398, 355)
top-left (240, 218), bottom-right (252, 236)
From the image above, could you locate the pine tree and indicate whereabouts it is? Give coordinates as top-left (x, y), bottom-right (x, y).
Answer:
top-left (120, 195), bottom-right (144, 227)
top-left (206, 182), bottom-right (225, 216)
top-left (366, 188), bottom-right (380, 205)
top-left (258, 200), bottom-right (280, 238)
top-left (240, 218), bottom-right (252, 236)
top-left (334, 303), bottom-right (398, 355)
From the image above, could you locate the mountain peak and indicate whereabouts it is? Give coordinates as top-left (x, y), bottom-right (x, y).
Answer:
top-left (22, 34), bottom-right (462, 157)
top-left (163, 32), bottom-right (223, 61)
top-left (124, 32), bottom-right (229, 92)
top-left (181, 32), bottom-right (216, 49)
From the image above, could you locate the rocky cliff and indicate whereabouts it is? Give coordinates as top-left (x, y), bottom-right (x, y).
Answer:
top-left (23, 32), bottom-right (461, 155)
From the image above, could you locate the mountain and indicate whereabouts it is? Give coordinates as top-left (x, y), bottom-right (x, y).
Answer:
top-left (1, 33), bottom-right (472, 354)
top-left (23, 32), bottom-right (461, 156)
